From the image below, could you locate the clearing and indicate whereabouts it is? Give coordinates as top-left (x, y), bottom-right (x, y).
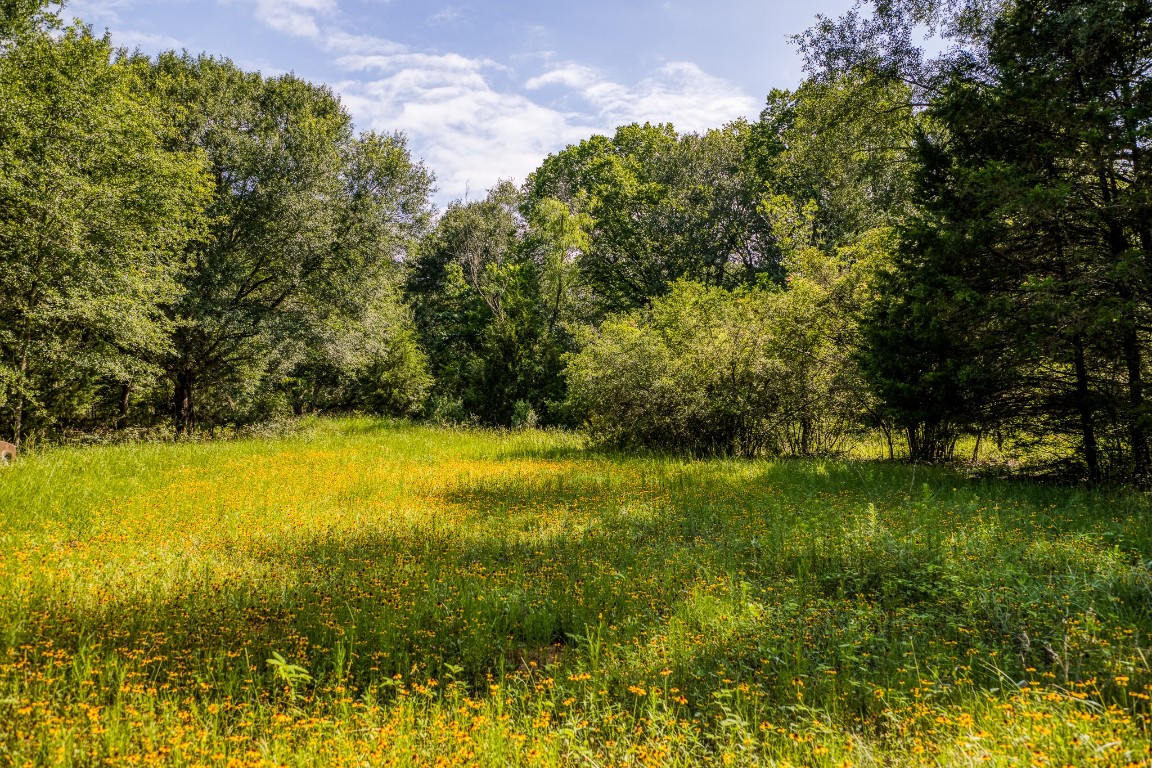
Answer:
top-left (0, 419), bottom-right (1149, 766)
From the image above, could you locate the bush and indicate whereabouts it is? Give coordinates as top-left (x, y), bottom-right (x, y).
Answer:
top-left (282, 285), bottom-right (433, 419)
top-left (510, 399), bottom-right (539, 429)
top-left (565, 280), bottom-right (865, 456)
top-left (425, 395), bottom-right (470, 426)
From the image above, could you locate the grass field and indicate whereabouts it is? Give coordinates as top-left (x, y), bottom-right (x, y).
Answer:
top-left (0, 418), bottom-right (1150, 766)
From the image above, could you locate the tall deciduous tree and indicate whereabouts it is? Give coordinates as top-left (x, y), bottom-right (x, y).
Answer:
top-left (138, 53), bottom-right (433, 434)
top-left (407, 182), bottom-right (566, 425)
top-left (0, 20), bottom-right (210, 444)
top-left (747, 73), bottom-right (918, 454)
top-left (525, 122), bottom-right (779, 315)
top-left (279, 131), bottom-right (436, 418)
top-left (0, 0), bottom-right (56, 42)
top-left (754, 75), bottom-right (917, 249)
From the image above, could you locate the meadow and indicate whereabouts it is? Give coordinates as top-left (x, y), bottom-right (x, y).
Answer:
top-left (0, 418), bottom-right (1149, 767)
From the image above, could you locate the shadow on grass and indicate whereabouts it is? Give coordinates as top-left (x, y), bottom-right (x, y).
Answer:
top-left (4, 454), bottom-right (1150, 720)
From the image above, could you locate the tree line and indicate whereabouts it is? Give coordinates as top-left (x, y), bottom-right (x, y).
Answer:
top-left (3, 0), bottom-right (1150, 483)
top-left (1, 2), bottom-right (434, 444)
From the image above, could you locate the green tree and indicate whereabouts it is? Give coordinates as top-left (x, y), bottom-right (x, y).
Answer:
top-left (139, 53), bottom-right (433, 434)
top-left (0, 0), bottom-right (56, 42)
top-left (0, 19), bottom-right (210, 444)
top-left (279, 131), bottom-right (436, 418)
top-left (407, 182), bottom-right (566, 425)
top-left (566, 273), bottom-right (876, 457)
top-left (281, 279), bottom-right (432, 418)
top-left (521, 197), bottom-right (593, 335)
top-left (766, 196), bottom-right (897, 455)
top-left (525, 122), bottom-right (779, 315)
top-left (754, 75), bottom-right (917, 250)
top-left (745, 73), bottom-right (917, 454)
top-left (835, 0), bottom-right (1152, 476)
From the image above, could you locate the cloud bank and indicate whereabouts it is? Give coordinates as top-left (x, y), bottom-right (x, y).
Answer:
top-left (339, 55), bottom-right (758, 202)
top-left (82, 0), bottom-right (762, 205)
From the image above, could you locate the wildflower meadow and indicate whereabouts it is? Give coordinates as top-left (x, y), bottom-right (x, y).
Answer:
top-left (0, 418), bottom-right (1149, 766)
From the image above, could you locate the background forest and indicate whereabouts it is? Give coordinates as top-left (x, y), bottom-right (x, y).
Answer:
top-left (3, 0), bottom-right (1152, 483)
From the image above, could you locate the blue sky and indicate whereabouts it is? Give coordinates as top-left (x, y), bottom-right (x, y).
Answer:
top-left (67, 0), bottom-right (858, 204)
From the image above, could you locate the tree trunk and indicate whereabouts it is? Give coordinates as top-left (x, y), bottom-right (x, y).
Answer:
top-left (907, 424), bottom-right (927, 463)
top-left (549, 272), bottom-right (563, 334)
top-left (12, 349), bottom-right (27, 448)
top-left (1073, 335), bottom-right (1101, 484)
top-left (1123, 323), bottom-right (1149, 480)
top-left (174, 371), bottom-right (195, 438)
top-left (117, 382), bottom-right (132, 431)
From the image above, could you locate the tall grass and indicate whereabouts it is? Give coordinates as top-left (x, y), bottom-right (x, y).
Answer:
top-left (0, 417), bottom-right (1148, 766)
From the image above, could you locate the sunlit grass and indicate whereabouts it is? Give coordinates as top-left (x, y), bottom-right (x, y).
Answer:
top-left (0, 417), bottom-right (1149, 766)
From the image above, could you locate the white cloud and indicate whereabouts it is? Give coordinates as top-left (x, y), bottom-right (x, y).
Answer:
top-left (68, 1), bottom-right (186, 51)
top-left (67, 0), bottom-right (766, 210)
top-left (427, 6), bottom-right (462, 25)
top-left (337, 58), bottom-right (757, 205)
top-left (239, 1), bottom-right (759, 204)
top-left (524, 64), bottom-right (601, 91)
top-left (530, 61), bottom-right (758, 134)
top-left (335, 57), bottom-right (592, 203)
top-left (323, 30), bottom-right (405, 55)
top-left (68, 0), bottom-right (134, 22)
top-left (335, 51), bottom-right (499, 76)
top-left (114, 30), bottom-right (186, 50)
top-left (252, 0), bottom-right (337, 39)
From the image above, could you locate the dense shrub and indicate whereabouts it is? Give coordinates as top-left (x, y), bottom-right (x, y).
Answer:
top-left (281, 286), bottom-right (433, 418)
top-left (565, 280), bottom-right (865, 456)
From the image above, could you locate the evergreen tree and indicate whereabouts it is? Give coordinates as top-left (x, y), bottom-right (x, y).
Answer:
top-left (857, 0), bottom-right (1152, 476)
